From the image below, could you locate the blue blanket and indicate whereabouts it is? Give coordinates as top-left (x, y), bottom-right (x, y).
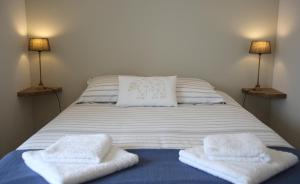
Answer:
top-left (0, 147), bottom-right (299, 184)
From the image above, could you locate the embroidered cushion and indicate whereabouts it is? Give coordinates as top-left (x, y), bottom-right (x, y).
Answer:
top-left (117, 76), bottom-right (177, 107)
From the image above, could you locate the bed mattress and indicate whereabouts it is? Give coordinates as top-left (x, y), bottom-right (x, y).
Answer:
top-left (18, 92), bottom-right (290, 150)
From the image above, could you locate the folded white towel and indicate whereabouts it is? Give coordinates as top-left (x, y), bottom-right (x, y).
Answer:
top-left (42, 134), bottom-right (112, 164)
top-left (23, 146), bottom-right (139, 184)
top-left (179, 146), bottom-right (298, 184)
top-left (204, 133), bottom-right (271, 162)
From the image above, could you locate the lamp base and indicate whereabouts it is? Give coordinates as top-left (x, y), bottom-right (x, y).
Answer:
top-left (254, 54), bottom-right (262, 91)
top-left (255, 84), bottom-right (260, 88)
top-left (253, 85), bottom-right (264, 91)
top-left (37, 84), bottom-right (47, 90)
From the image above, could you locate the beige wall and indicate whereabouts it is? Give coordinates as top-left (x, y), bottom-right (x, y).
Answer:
top-left (25, 0), bottom-right (279, 128)
top-left (271, 0), bottom-right (300, 148)
top-left (0, 0), bottom-right (33, 157)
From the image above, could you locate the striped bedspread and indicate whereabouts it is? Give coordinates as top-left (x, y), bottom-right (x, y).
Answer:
top-left (18, 92), bottom-right (291, 150)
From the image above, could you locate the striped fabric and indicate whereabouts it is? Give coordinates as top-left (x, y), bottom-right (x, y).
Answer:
top-left (78, 75), bottom-right (224, 104)
top-left (18, 91), bottom-right (291, 150)
top-left (79, 75), bottom-right (119, 103)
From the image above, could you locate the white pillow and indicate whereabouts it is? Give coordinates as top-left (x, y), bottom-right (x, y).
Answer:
top-left (176, 77), bottom-right (224, 104)
top-left (77, 75), bottom-right (118, 103)
top-left (176, 78), bottom-right (225, 104)
top-left (87, 75), bottom-right (118, 87)
top-left (177, 91), bottom-right (225, 104)
top-left (117, 76), bottom-right (177, 107)
top-left (78, 75), bottom-right (224, 104)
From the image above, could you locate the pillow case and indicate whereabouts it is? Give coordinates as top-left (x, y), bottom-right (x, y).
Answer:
top-left (116, 76), bottom-right (177, 107)
top-left (176, 78), bottom-right (224, 104)
top-left (77, 75), bottom-right (224, 104)
top-left (77, 75), bottom-right (118, 103)
top-left (177, 91), bottom-right (225, 104)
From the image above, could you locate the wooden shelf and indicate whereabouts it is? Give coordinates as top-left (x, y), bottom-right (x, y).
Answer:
top-left (17, 86), bottom-right (62, 97)
top-left (242, 88), bottom-right (287, 99)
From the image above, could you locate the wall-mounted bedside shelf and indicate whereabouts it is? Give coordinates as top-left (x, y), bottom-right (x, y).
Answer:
top-left (241, 88), bottom-right (287, 107)
top-left (242, 88), bottom-right (287, 99)
top-left (17, 86), bottom-right (62, 97)
top-left (17, 86), bottom-right (62, 112)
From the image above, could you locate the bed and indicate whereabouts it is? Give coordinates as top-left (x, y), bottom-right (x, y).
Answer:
top-left (0, 91), bottom-right (299, 184)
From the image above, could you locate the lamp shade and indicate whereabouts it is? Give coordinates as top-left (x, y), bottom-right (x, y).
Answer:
top-left (249, 41), bottom-right (271, 54)
top-left (28, 38), bottom-right (51, 52)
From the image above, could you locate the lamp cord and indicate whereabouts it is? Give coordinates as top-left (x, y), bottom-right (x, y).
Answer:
top-left (242, 93), bottom-right (247, 107)
top-left (54, 92), bottom-right (62, 113)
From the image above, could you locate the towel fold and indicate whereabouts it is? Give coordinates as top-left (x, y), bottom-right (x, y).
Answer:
top-left (204, 133), bottom-right (271, 162)
top-left (179, 146), bottom-right (298, 184)
top-left (41, 134), bottom-right (112, 164)
top-left (23, 146), bottom-right (139, 184)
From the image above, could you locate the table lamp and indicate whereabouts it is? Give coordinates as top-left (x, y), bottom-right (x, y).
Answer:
top-left (28, 38), bottom-right (51, 88)
top-left (249, 40), bottom-right (271, 89)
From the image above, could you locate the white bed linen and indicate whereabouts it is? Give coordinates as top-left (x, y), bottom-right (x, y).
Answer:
top-left (18, 91), bottom-right (291, 150)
